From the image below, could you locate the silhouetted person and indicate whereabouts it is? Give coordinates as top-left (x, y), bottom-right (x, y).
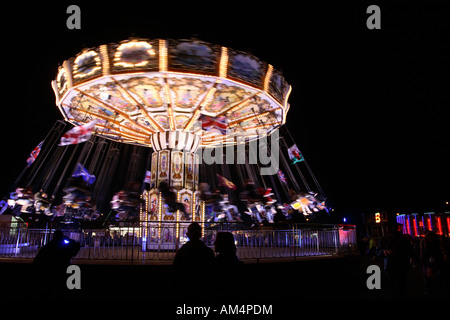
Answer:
top-left (171, 223), bottom-right (214, 298)
top-left (159, 181), bottom-right (188, 218)
top-left (33, 230), bottom-right (80, 296)
top-left (214, 232), bottom-right (243, 297)
top-left (382, 225), bottom-right (412, 298)
top-left (215, 232), bottom-right (241, 265)
top-left (421, 230), bottom-right (443, 297)
top-left (238, 180), bottom-right (261, 226)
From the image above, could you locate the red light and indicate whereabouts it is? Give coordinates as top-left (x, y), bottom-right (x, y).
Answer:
top-left (413, 216), bottom-right (418, 237)
top-left (375, 212), bottom-right (381, 223)
top-left (437, 217), bottom-right (443, 235)
top-left (427, 217), bottom-right (432, 232)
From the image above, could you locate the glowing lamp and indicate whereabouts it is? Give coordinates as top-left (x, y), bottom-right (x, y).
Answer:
top-left (375, 212), bottom-right (381, 223)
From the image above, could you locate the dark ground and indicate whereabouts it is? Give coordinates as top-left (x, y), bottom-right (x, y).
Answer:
top-left (1, 255), bottom-right (447, 303)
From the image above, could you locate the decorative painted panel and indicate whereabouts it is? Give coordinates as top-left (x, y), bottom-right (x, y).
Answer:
top-left (170, 151), bottom-right (184, 189)
top-left (158, 150), bottom-right (170, 185)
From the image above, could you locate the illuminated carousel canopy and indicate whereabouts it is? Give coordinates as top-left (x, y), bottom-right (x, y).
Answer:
top-left (52, 38), bottom-right (292, 148)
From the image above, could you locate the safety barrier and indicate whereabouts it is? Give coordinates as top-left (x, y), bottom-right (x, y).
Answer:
top-left (0, 222), bottom-right (357, 261)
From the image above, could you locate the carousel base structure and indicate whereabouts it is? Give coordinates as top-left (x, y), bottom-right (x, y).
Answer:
top-left (140, 188), bottom-right (205, 251)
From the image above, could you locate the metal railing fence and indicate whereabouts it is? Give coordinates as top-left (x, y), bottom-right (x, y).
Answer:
top-left (0, 221), bottom-right (357, 262)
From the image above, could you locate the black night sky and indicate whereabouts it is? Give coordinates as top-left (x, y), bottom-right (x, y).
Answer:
top-left (1, 3), bottom-right (449, 222)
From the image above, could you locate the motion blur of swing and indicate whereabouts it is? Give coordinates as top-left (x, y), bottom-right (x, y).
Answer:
top-left (2, 120), bottom-right (151, 229)
top-left (2, 120), bottom-right (331, 228)
top-left (0, 119), bottom-right (355, 261)
top-left (199, 124), bottom-right (331, 228)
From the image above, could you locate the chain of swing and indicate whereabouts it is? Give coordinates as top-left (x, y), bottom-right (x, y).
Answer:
top-left (10, 120), bottom-right (151, 213)
top-left (199, 124), bottom-right (326, 205)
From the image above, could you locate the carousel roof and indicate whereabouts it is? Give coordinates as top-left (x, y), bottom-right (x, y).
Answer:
top-left (52, 38), bottom-right (292, 148)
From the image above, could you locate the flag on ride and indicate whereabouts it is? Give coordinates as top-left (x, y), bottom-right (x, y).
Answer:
top-left (59, 120), bottom-right (96, 146)
top-left (216, 174), bottom-right (236, 190)
top-left (287, 144), bottom-right (304, 164)
top-left (27, 140), bottom-right (44, 167)
top-left (277, 169), bottom-right (287, 184)
top-left (200, 114), bottom-right (227, 135)
top-left (72, 163), bottom-right (96, 185)
top-left (143, 170), bottom-right (151, 184)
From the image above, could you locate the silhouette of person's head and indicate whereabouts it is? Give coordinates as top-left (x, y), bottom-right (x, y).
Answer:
top-left (186, 222), bottom-right (202, 241)
top-left (53, 230), bottom-right (64, 242)
top-left (425, 230), bottom-right (438, 243)
top-left (159, 181), bottom-right (170, 192)
top-left (214, 232), bottom-right (236, 254)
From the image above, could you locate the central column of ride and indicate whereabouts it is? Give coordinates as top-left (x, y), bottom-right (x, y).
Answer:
top-left (142, 131), bottom-right (203, 250)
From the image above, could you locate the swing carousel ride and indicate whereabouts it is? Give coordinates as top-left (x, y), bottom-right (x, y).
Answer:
top-left (4, 38), bottom-right (330, 243)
